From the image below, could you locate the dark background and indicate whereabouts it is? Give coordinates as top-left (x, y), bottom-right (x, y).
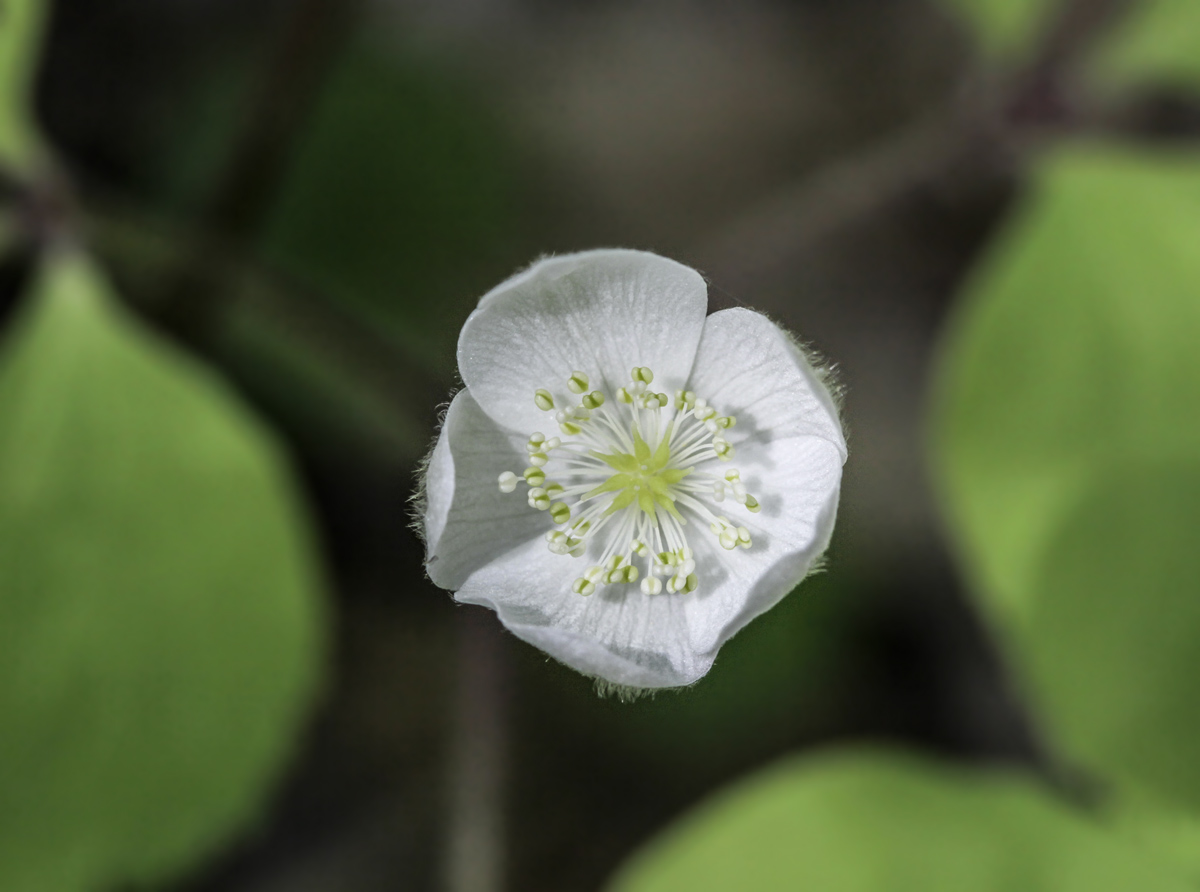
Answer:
top-left (8, 1), bottom-right (1193, 889)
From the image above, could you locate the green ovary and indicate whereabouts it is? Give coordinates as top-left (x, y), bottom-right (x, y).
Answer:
top-left (583, 424), bottom-right (691, 522)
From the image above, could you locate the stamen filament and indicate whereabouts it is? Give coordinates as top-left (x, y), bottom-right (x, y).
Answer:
top-left (499, 367), bottom-right (761, 595)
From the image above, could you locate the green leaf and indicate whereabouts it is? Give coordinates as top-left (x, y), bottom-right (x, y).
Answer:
top-left (937, 0), bottom-right (1056, 58)
top-left (1105, 788), bottom-right (1200, 883)
top-left (932, 146), bottom-right (1200, 811)
top-left (933, 146), bottom-right (1200, 623)
top-left (0, 0), bottom-right (49, 172)
top-left (608, 749), bottom-right (1192, 892)
top-left (0, 251), bottom-right (325, 891)
top-left (940, 0), bottom-right (1200, 87)
top-left (1025, 466), bottom-right (1200, 810)
top-left (1092, 0), bottom-right (1200, 92)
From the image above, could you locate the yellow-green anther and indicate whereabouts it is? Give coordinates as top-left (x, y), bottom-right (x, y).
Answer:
top-left (583, 391), bottom-right (606, 410)
top-left (550, 502), bottom-right (571, 524)
top-left (560, 420), bottom-right (582, 436)
top-left (529, 451), bottom-right (549, 467)
top-left (737, 527), bottom-right (752, 549)
top-left (725, 469), bottom-right (740, 481)
top-left (524, 466), bottom-right (545, 486)
top-left (528, 432), bottom-right (546, 449)
top-left (655, 392), bottom-right (669, 408)
top-left (568, 371), bottom-right (589, 393)
top-left (545, 530), bottom-right (568, 554)
top-left (617, 387), bottom-right (633, 404)
top-left (498, 471), bottom-right (518, 493)
top-left (684, 573), bottom-right (698, 593)
top-left (535, 389), bottom-right (555, 411)
top-left (572, 518), bottom-right (591, 534)
top-left (714, 439), bottom-right (734, 461)
top-left (632, 366), bottom-right (654, 384)
top-left (528, 488), bottom-right (551, 510)
top-left (744, 495), bottom-right (760, 513)
top-left (572, 578), bottom-right (596, 596)
top-left (641, 576), bottom-right (662, 595)
top-left (544, 482), bottom-right (564, 498)
top-left (717, 416), bottom-right (735, 429)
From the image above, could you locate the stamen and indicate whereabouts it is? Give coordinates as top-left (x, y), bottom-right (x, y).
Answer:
top-left (502, 366), bottom-right (762, 596)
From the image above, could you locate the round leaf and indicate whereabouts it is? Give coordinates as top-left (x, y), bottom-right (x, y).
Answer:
top-left (608, 749), bottom-right (1192, 892)
top-left (933, 146), bottom-right (1200, 623)
top-left (0, 252), bottom-right (325, 891)
top-left (1026, 465), bottom-right (1200, 809)
top-left (931, 146), bottom-right (1200, 813)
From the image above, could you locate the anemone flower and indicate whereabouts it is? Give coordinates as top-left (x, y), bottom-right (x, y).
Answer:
top-left (420, 249), bottom-right (845, 691)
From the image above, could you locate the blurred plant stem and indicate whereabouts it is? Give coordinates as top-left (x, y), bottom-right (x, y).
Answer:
top-left (445, 608), bottom-right (510, 892)
top-left (699, 0), bottom-right (1168, 301)
top-left (1026, 0), bottom-right (1135, 78)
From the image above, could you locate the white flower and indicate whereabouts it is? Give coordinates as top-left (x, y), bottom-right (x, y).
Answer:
top-left (420, 249), bottom-right (846, 690)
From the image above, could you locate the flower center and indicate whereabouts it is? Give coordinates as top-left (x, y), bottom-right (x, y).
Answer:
top-left (498, 367), bottom-right (760, 597)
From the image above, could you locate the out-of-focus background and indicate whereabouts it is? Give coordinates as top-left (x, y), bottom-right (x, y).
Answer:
top-left (3, 0), bottom-right (1200, 890)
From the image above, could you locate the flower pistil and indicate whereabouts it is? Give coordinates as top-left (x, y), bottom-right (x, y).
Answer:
top-left (497, 366), bottom-right (761, 597)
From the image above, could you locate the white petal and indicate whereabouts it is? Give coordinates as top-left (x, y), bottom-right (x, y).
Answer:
top-left (682, 438), bottom-right (843, 656)
top-left (680, 307), bottom-right (847, 655)
top-left (458, 249), bottom-right (708, 435)
top-left (688, 307), bottom-right (845, 458)
top-left (454, 537), bottom-right (712, 688)
top-left (423, 389), bottom-right (549, 590)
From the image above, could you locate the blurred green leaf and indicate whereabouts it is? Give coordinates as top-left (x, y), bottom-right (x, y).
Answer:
top-left (940, 0), bottom-right (1200, 87)
top-left (0, 251), bottom-right (325, 891)
top-left (937, 0), bottom-right (1055, 57)
top-left (1025, 466), bottom-right (1200, 810)
top-left (608, 749), bottom-right (1192, 892)
top-left (932, 147), bottom-right (1200, 810)
top-left (1092, 0), bottom-right (1200, 92)
top-left (0, 0), bottom-right (49, 172)
top-left (933, 146), bottom-right (1200, 622)
top-left (1105, 787), bottom-right (1200, 883)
